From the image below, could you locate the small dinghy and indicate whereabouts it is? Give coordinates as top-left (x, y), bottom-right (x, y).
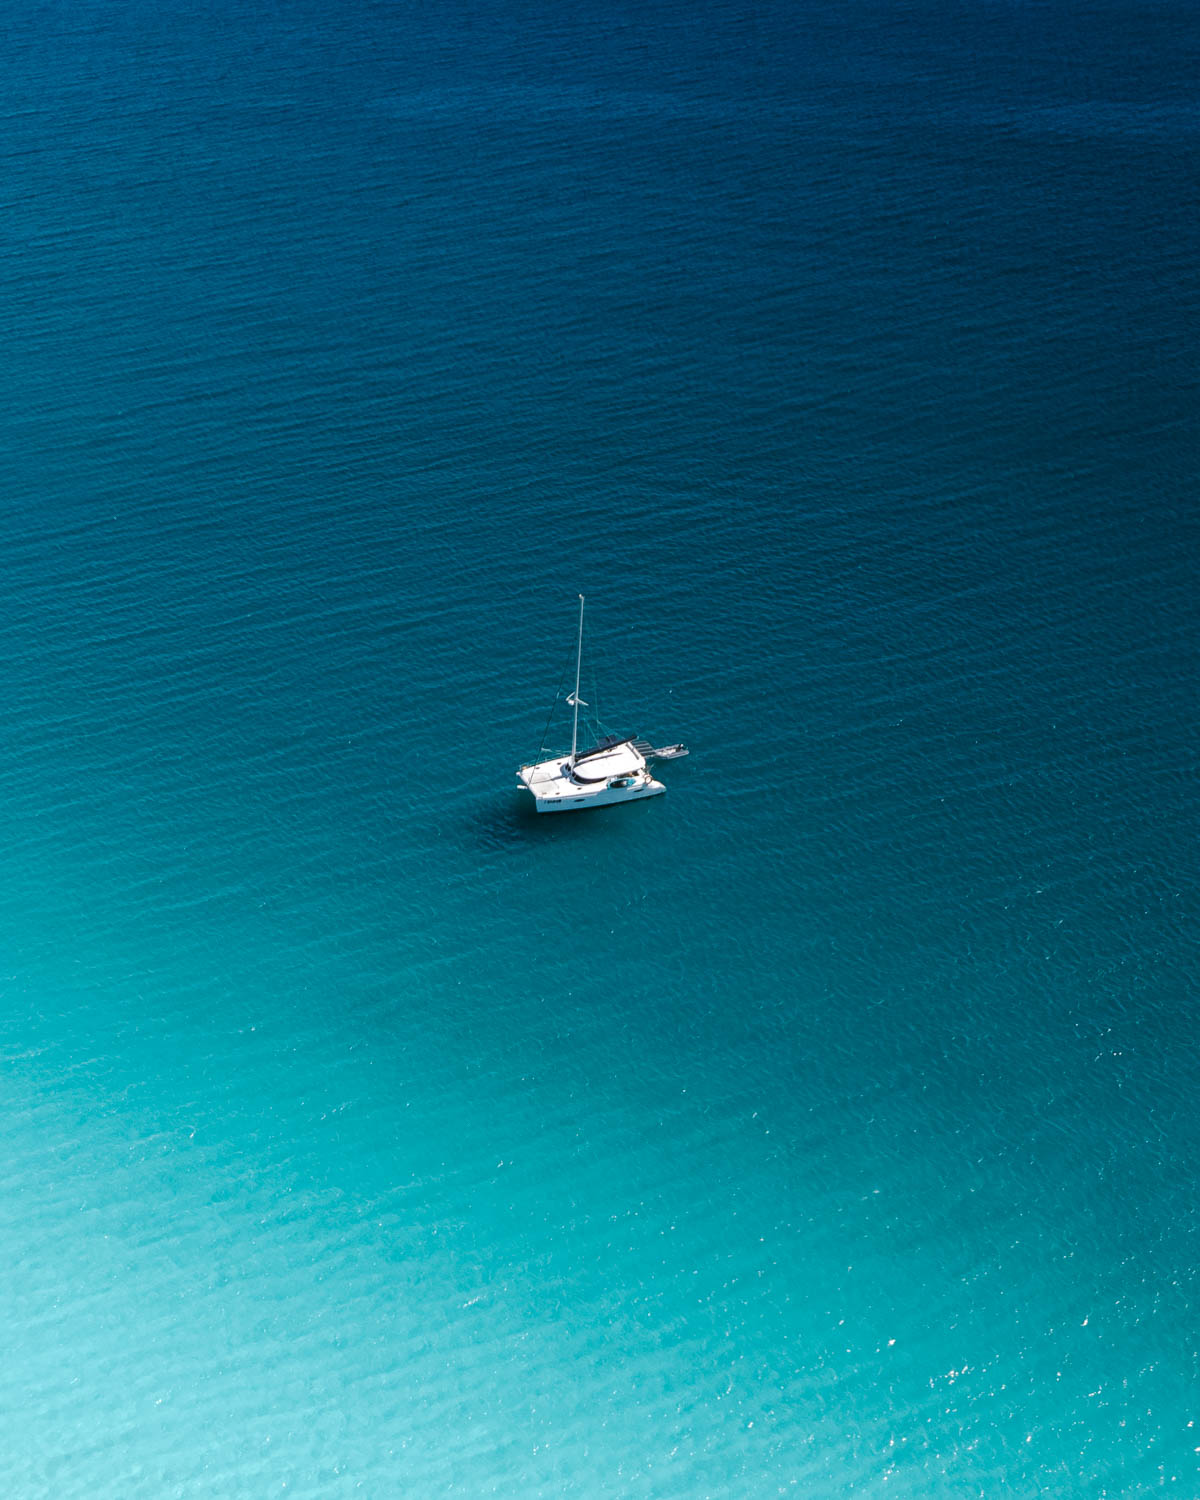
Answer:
top-left (632, 740), bottom-right (689, 761)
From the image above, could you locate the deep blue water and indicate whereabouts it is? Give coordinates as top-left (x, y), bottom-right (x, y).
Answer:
top-left (1, 0), bottom-right (1198, 1494)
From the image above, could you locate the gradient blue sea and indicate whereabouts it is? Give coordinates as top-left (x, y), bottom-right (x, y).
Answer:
top-left (2, 1), bottom-right (1197, 1494)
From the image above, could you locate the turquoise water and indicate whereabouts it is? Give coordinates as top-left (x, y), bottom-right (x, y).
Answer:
top-left (2, 1), bottom-right (1198, 1494)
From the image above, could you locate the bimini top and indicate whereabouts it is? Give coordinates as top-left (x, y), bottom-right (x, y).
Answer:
top-left (570, 738), bottom-right (644, 783)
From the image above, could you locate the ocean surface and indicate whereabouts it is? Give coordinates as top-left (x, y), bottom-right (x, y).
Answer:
top-left (1, 1), bottom-right (1197, 1494)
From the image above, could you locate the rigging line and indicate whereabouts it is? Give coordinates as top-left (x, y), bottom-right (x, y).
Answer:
top-left (537, 643), bottom-right (574, 760)
top-left (588, 662), bottom-right (605, 741)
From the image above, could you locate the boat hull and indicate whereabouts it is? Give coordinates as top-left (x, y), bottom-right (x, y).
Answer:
top-left (526, 778), bottom-right (665, 813)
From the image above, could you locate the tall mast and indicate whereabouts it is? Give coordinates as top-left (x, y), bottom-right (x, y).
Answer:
top-left (570, 594), bottom-right (584, 766)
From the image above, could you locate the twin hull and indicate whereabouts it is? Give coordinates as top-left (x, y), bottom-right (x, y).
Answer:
top-left (527, 777), bottom-right (665, 813)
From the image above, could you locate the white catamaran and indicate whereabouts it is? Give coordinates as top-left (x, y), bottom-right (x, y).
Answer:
top-left (517, 595), bottom-right (688, 813)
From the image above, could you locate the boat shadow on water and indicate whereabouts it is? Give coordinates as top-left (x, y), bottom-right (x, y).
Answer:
top-left (467, 788), bottom-right (666, 854)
